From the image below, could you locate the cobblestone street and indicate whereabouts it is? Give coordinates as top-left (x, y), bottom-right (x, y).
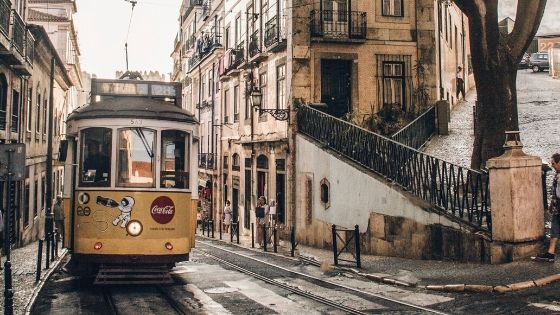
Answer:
top-left (424, 70), bottom-right (560, 167)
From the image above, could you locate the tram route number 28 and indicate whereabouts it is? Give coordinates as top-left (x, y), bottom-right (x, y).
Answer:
top-left (130, 119), bottom-right (143, 126)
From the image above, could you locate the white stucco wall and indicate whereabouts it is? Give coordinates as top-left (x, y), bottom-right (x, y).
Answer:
top-left (296, 135), bottom-right (460, 232)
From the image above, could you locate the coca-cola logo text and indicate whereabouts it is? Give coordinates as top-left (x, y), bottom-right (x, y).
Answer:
top-left (150, 196), bottom-right (175, 224)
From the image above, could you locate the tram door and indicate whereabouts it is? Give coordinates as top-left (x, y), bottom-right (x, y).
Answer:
top-left (232, 176), bottom-right (239, 222)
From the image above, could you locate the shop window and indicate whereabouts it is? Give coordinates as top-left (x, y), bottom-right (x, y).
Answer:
top-left (320, 178), bottom-right (330, 209)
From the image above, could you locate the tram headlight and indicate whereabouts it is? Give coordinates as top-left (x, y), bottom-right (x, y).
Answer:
top-left (94, 242), bottom-right (103, 250)
top-left (126, 220), bottom-right (143, 237)
top-left (165, 242), bottom-right (173, 250)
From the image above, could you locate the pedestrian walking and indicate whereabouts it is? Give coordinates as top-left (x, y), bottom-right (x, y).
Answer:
top-left (53, 195), bottom-right (65, 245)
top-left (256, 196), bottom-right (270, 246)
top-left (223, 200), bottom-right (232, 233)
top-left (456, 66), bottom-right (466, 100)
top-left (534, 153), bottom-right (560, 262)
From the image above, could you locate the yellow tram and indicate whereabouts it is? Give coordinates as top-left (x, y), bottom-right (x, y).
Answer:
top-left (61, 77), bottom-right (198, 269)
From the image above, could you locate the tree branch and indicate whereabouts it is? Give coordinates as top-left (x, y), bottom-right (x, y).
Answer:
top-left (508, 0), bottom-right (547, 60)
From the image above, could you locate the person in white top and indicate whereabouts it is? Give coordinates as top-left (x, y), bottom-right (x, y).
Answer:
top-left (223, 200), bottom-right (232, 233)
top-left (456, 66), bottom-right (466, 100)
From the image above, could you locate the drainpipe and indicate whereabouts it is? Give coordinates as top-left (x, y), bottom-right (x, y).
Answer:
top-left (437, 1), bottom-right (444, 100)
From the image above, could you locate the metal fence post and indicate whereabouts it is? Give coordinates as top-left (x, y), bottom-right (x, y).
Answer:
top-left (290, 228), bottom-right (296, 257)
top-left (236, 221), bottom-right (240, 244)
top-left (54, 232), bottom-right (59, 258)
top-left (50, 233), bottom-right (56, 262)
top-left (230, 222), bottom-right (234, 242)
top-left (332, 225), bottom-right (338, 266)
top-left (251, 223), bottom-right (255, 248)
top-left (263, 224), bottom-right (267, 252)
top-left (45, 233), bottom-right (51, 269)
top-left (219, 220), bottom-right (222, 240)
top-left (211, 220), bottom-right (215, 238)
top-left (355, 225), bottom-right (361, 268)
top-left (35, 239), bottom-right (43, 283)
top-left (273, 225), bottom-right (277, 253)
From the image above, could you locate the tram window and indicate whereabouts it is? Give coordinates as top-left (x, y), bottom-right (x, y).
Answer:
top-left (117, 128), bottom-right (156, 188)
top-left (161, 130), bottom-right (189, 189)
top-left (80, 128), bottom-right (112, 187)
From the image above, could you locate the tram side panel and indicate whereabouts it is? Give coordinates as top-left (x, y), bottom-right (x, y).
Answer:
top-left (73, 190), bottom-right (193, 263)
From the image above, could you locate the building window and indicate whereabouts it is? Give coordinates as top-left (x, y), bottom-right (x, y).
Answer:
top-left (34, 178), bottom-right (38, 218)
top-left (233, 85), bottom-right (239, 122)
top-left (223, 155), bottom-right (229, 169)
top-left (11, 90), bottom-right (19, 133)
top-left (377, 55), bottom-right (412, 112)
top-left (201, 74), bottom-right (206, 100)
top-left (26, 88), bottom-right (32, 132)
top-left (259, 72), bottom-right (267, 117)
top-left (42, 173), bottom-right (46, 211)
top-left (43, 98), bottom-right (47, 135)
top-left (208, 71), bottom-right (212, 97)
top-left (382, 0), bottom-right (403, 17)
top-left (35, 91), bottom-right (41, 134)
top-left (224, 89), bottom-right (230, 124)
top-left (225, 26), bottom-right (230, 49)
top-left (320, 178), bottom-right (330, 209)
top-left (0, 75), bottom-right (7, 130)
top-left (24, 182), bottom-right (29, 227)
top-left (276, 65), bottom-right (285, 109)
top-left (232, 153), bottom-right (240, 171)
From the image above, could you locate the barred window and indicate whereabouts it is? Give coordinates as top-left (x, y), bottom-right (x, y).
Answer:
top-left (383, 62), bottom-right (405, 109)
top-left (382, 0), bottom-right (403, 17)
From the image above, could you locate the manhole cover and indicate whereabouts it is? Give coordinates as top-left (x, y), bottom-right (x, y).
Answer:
top-left (204, 287), bottom-right (239, 294)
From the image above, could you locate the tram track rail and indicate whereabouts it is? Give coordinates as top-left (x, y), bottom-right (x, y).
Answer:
top-left (196, 240), bottom-right (448, 315)
top-left (99, 285), bottom-right (188, 315)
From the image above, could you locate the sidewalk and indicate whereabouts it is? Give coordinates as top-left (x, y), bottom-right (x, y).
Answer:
top-left (0, 239), bottom-right (66, 315)
top-left (200, 226), bottom-right (560, 293)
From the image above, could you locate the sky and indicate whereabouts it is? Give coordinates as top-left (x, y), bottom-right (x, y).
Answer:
top-left (73, 0), bottom-right (559, 79)
top-left (498, 0), bottom-right (560, 35)
top-left (74, 0), bottom-right (181, 79)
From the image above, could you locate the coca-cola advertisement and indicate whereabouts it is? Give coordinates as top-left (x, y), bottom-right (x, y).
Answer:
top-left (150, 196), bottom-right (175, 224)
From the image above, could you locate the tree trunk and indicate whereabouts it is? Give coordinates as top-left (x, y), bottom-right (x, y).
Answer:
top-left (471, 51), bottom-right (519, 169)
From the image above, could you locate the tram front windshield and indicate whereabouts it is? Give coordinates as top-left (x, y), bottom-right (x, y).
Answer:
top-left (80, 128), bottom-right (112, 187)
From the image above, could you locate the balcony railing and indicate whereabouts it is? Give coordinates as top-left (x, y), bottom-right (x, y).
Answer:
top-left (184, 0), bottom-right (203, 19)
top-left (233, 41), bottom-right (245, 66)
top-left (11, 10), bottom-right (25, 54)
top-left (0, 0), bottom-right (10, 38)
top-left (188, 32), bottom-right (221, 71)
top-left (25, 29), bottom-right (34, 65)
top-left (310, 10), bottom-right (367, 40)
top-left (202, 0), bottom-right (211, 19)
top-left (198, 153), bottom-right (216, 170)
top-left (0, 110), bottom-right (6, 130)
top-left (248, 30), bottom-right (260, 58)
top-left (264, 15), bottom-right (286, 48)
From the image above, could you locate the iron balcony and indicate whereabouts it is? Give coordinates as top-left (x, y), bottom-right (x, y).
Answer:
top-left (264, 15), bottom-right (287, 51)
top-left (310, 10), bottom-right (367, 41)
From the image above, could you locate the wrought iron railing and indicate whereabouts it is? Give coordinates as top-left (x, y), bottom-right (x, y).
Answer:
top-left (264, 15), bottom-right (286, 48)
top-left (184, 0), bottom-right (203, 18)
top-left (11, 10), bottom-right (25, 54)
top-left (0, 110), bottom-right (6, 130)
top-left (248, 30), bottom-right (260, 58)
top-left (310, 10), bottom-right (367, 40)
top-left (202, 0), bottom-right (211, 19)
top-left (25, 29), bottom-right (35, 65)
top-left (188, 55), bottom-right (200, 71)
top-left (198, 153), bottom-right (216, 170)
top-left (391, 106), bottom-right (436, 149)
top-left (233, 41), bottom-right (245, 66)
top-left (297, 105), bottom-right (491, 232)
top-left (0, 0), bottom-right (10, 38)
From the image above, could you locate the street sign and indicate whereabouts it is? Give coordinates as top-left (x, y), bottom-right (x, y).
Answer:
top-left (0, 144), bottom-right (25, 181)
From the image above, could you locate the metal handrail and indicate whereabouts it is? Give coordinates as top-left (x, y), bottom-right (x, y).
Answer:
top-left (297, 105), bottom-right (491, 232)
top-left (391, 106), bottom-right (436, 149)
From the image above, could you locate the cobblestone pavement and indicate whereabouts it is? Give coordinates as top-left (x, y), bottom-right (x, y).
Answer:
top-left (424, 70), bottom-right (560, 168)
top-left (0, 240), bottom-right (64, 315)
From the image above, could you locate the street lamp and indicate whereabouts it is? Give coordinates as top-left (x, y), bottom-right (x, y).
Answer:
top-left (250, 87), bottom-right (289, 121)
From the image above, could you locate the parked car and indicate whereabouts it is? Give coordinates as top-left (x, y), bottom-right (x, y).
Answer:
top-left (518, 53), bottom-right (530, 69)
top-left (529, 52), bottom-right (549, 72)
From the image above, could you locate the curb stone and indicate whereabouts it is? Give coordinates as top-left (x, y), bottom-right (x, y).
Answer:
top-left (425, 274), bottom-right (560, 293)
top-left (24, 249), bottom-right (68, 315)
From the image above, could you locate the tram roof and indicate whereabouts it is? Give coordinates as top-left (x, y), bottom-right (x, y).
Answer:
top-left (67, 97), bottom-right (198, 123)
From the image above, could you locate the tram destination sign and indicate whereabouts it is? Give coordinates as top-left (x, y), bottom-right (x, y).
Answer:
top-left (0, 144), bottom-right (25, 181)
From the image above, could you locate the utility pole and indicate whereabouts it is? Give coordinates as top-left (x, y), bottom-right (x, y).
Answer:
top-left (45, 56), bottom-right (55, 242)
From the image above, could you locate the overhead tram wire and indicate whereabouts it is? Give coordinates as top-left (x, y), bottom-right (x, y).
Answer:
top-left (124, 0), bottom-right (138, 71)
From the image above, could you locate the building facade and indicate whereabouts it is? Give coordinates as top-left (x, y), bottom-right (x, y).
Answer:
top-left (173, 0), bottom-right (471, 237)
top-left (0, 0), bottom-right (83, 246)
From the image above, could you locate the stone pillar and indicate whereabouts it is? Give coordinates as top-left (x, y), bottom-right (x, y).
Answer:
top-left (436, 100), bottom-right (449, 135)
top-left (487, 131), bottom-right (544, 263)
